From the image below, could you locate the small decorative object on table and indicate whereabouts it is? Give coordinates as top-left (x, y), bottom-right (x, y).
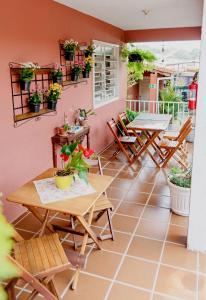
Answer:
top-left (55, 142), bottom-right (94, 190)
top-left (19, 62), bottom-right (39, 91)
top-left (63, 39), bottom-right (79, 61)
top-left (78, 108), bottom-right (96, 126)
top-left (71, 63), bottom-right (82, 81)
top-left (28, 90), bottom-right (42, 113)
top-left (84, 42), bottom-right (95, 57)
top-left (82, 56), bottom-right (93, 78)
top-left (51, 64), bottom-right (63, 85)
top-left (47, 83), bottom-right (62, 110)
top-left (168, 167), bottom-right (191, 216)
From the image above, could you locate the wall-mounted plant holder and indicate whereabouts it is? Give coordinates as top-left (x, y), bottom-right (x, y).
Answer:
top-left (59, 41), bottom-right (88, 89)
top-left (9, 62), bottom-right (57, 127)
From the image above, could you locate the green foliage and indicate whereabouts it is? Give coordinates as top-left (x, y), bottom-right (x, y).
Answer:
top-left (129, 49), bottom-right (156, 62)
top-left (20, 68), bottom-right (34, 82)
top-left (28, 91), bottom-right (42, 105)
top-left (169, 167), bottom-right (192, 188)
top-left (79, 108), bottom-right (96, 120)
top-left (51, 68), bottom-right (63, 78)
top-left (0, 205), bottom-right (21, 299)
top-left (126, 109), bottom-right (138, 122)
top-left (159, 85), bottom-right (182, 118)
top-left (71, 64), bottom-right (82, 75)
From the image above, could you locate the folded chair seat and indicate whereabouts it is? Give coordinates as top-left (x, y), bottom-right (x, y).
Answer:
top-left (119, 136), bottom-right (137, 143)
top-left (159, 139), bottom-right (179, 149)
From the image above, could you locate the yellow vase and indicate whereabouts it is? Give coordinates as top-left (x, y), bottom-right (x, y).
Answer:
top-left (55, 175), bottom-right (73, 190)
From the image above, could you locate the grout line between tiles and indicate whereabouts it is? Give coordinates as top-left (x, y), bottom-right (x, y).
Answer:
top-left (149, 211), bottom-right (172, 300)
top-left (103, 166), bottom-right (159, 300)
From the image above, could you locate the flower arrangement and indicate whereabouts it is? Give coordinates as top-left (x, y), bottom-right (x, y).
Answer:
top-left (63, 39), bottom-right (79, 52)
top-left (84, 43), bottom-right (95, 57)
top-left (82, 56), bottom-right (93, 78)
top-left (55, 142), bottom-right (95, 189)
top-left (47, 83), bottom-right (62, 102)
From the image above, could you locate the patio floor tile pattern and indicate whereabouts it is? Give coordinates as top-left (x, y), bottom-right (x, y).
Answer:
top-left (11, 143), bottom-right (204, 300)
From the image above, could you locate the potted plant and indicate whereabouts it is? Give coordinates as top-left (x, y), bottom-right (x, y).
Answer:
top-left (55, 142), bottom-right (94, 189)
top-left (84, 43), bottom-right (95, 57)
top-left (47, 83), bottom-right (62, 110)
top-left (168, 167), bottom-right (192, 216)
top-left (63, 39), bottom-right (79, 61)
top-left (71, 63), bottom-right (82, 81)
top-left (51, 64), bottom-right (63, 85)
top-left (82, 56), bottom-right (93, 78)
top-left (28, 91), bottom-right (42, 113)
top-left (19, 62), bottom-right (39, 91)
top-left (78, 108), bottom-right (96, 126)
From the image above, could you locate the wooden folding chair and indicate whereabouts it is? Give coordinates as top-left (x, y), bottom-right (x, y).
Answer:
top-left (70, 157), bottom-right (114, 249)
top-left (107, 118), bottom-right (138, 164)
top-left (6, 229), bottom-right (85, 300)
top-left (159, 122), bottom-right (192, 168)
top-left (118, 112), bottom-right (141, 136)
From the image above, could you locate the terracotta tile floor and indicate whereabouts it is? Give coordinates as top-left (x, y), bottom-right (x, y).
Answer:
top-left (10, 142), bottom-right (206, 300)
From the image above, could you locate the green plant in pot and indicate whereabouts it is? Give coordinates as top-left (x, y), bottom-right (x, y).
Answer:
top-left (19, 62), bottom-right (39, 91)
top-left (168, 167), bottom-right (192, 216)
top-left (28, 90), bottom-right (42, 113)
top-left (47, 83), bottom-right (62, 110)
top-left (71, 63), bottom-right (82, 81)
top-left (159, 84), bottom-right (182, 119)
top-left (51, 64), bottom-right (63, 85)
top-left (84, 42), bottom-right (95, 57)
top-left (55, 142), bottom-right (94, 189)
top-left (78, 108), bottom-right (96, 126)
top-left (82, 56), bottom-right (93, 78)
top-left (0, 194), bottom-right (21, 300)
top-left (63, 39), bottom-right (79, 61)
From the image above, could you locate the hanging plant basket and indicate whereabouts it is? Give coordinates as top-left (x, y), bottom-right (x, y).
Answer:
top-left (20, 80), bottom-right (31, 91)
top-left (29, 103), bottom-right (40, 113)
top-left (65, 51), bottom-right (75, 61)
top-left (48, 101), bottom-right (57, 110)
top-left (128, 53), bottom-right (143, 63)
top-left (82, 70), bottom-right (90, 78)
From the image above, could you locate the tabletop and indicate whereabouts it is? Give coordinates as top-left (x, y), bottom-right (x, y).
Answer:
top-left (7, 168), bottom-right (113, 217)
top-left (127, 113), bottom-right (172, 131)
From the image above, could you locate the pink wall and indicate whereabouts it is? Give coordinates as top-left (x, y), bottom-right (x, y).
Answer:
top-left (125, 27), bottom-right (201, 42)
top-left (0, 0), bottom-right (126, 221)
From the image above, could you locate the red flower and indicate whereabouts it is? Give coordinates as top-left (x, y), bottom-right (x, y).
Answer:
top-left (78, 144), bottom-right (85, 152)
top-left (83, 149), bottom-right (94, 158)
top-left (60, 153), bottom-right (69, 162)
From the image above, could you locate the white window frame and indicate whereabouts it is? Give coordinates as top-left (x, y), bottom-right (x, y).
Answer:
top-left (93, 40), bottom-right (120, 109)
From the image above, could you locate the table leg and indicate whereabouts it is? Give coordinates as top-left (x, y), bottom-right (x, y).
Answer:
top-left (86, 133), bottom-right (90, 148)
top-left (24, 206), bottom-right (55, 234)
top-left (52, 143), bottom-right (57, 168)
top-left (71, 204), bottom-right (101, 290)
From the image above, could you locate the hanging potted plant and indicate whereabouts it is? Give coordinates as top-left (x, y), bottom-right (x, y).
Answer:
top-left (128, 50), bottom-right (143, 62)
top-left (47, 83), bottom-right (62, 110)
top-left (82, 56), bottom-right (93, 78)
top-left (19, 62), bottom-right (39, 91)
top-left (63, 39), bottom-right (79, 61)
top-left (168, 167), bottom-right (191, 216)
top-left (28, 90), bottom-right (42, 113)
top-left (71, 63), bottom-right (82, 81)
top-left (55, 142), bottom-right (94, 190)
top-left (84, 43), bottom-right (95, 57)
top-left (51, 64), bottom-right (63, 85)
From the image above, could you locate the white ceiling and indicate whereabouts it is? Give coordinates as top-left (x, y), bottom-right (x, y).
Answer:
top-left (55, 0), bottom-right (203, 30)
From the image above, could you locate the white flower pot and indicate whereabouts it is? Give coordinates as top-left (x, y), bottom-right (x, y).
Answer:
top-left (168, 179), bottom-right (191, 216)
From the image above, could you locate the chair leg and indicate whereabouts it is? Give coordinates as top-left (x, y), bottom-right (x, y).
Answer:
top-left (107, 209), bottom-right (114, 241)
top-left (70, 216), bottom-right (77, 250)
top-left (48, 279), bottom-right (60, 300)
top-left (6, 279), bottom-right (17, 300)
top-left (95, 210), bottom-right (106, 222)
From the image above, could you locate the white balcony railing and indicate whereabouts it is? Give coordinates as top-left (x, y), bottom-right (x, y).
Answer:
top-left (126, 99), bottom-right (189, 124)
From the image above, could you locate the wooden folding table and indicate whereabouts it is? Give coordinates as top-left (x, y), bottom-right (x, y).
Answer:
top-left (7, 168), bottom-right (113, 289)
top-left (127, 113), bottom-right (172, 167)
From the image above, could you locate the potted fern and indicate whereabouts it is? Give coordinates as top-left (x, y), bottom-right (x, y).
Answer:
top-left (168, 167), bottom-right (191, 216)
